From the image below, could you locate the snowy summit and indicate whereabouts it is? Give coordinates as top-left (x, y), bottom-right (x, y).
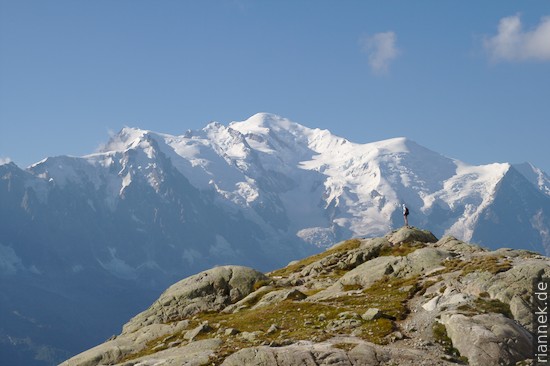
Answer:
top-left (24, 113), bottom-right (550, 254)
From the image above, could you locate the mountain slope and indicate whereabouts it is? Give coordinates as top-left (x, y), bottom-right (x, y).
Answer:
top-left (61, 227), bottom-right (548, 366)
top-left (1, 112), bottom-right (550, 365)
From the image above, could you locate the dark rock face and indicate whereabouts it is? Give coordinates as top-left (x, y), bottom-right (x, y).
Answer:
top-left (472, 166), bottom-right (550, 254)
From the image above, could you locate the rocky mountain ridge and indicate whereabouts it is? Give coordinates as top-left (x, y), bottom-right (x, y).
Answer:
top-left (8, 113), bottom-right (550, 257)
top-left (62, 227), bottom-right (548, 366)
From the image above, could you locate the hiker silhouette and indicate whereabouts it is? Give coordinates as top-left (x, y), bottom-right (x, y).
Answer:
top-left (403, 204), bottom-right (409, 227)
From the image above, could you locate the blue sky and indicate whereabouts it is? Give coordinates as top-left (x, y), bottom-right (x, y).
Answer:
top-left (1, 1), bottom-right (549, 173)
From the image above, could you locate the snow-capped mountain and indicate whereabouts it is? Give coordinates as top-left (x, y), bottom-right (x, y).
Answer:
top-left (1, 113), bottom-right (549, 365)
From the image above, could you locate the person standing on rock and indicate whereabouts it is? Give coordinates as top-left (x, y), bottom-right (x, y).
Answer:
top-left (403, 204), bottom-right (409, 227)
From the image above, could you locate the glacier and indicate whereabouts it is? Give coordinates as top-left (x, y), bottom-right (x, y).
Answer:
top-left (66, 112), bottom-right (550, 251)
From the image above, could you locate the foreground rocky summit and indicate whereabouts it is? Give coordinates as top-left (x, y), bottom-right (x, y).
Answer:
top-left (61, 228), bottom-right (548, 366)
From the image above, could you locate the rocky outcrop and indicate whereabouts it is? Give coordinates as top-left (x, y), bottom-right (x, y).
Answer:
top-left (122, 265), bottom-right (268, 333)
top-left (434, 235), bottom-right (485, 254)
top-left (61, 227), bottom-right (548, 366)
top-left (58, 321), bottom-right (191, 366)
top-left (441, 313), bottom-right (532, 366)
top-left (386, 227), bottom-right (438, 245)
top-left (220, 338), bottom-right (449, 366)
top-left (462, 258), bottom-right (549, 331)
top-left (311, 233), bottom-right (450, 301)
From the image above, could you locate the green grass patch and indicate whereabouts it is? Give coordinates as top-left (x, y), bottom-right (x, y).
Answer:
top-left (326, 275), bottom-right (421, 321)
top-left (379, 241), bottom-right (426, 257)
top-left (198, 298), bottom-right (397, 346)
top-left (303, 288), bottom-right (325, 296)
top-left (456, 303), bottom-right (477, 315)
top-left (475, 298), bottom-right (512, 318)
top-left (198, 300), bottom-right (341, 343)
top-left (361, 318), bottom-right (395, 344)
top-left (462, 256), bottom-right (513, 275)
top-left (456, 297), bottom-right (512, 318)
top-left (443, 255), bottom-right (513, 276)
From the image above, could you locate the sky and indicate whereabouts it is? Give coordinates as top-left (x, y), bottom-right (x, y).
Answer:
top-left (1, 1), bottom-right (549, 173)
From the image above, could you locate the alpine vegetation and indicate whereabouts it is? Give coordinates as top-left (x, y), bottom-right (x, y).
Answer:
top-left (61, 227), bottom-right (549, 366)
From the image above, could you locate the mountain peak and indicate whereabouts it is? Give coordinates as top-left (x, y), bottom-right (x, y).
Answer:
top-left (367, 137), bottom-right (439, 156)
top-left (98, 127), bottom-right (154, 154)
top-left (513, 162), bottom-right (550, 197)
top-left (230, 113), bottom-right (308, 136)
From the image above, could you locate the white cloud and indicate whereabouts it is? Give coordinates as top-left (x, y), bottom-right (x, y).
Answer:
top-left (483, 14), bottom-right (550, 62)
top-left (0, 157), bottom-right (12, 165)
top-left (360, 31), bottom-right (400, 74)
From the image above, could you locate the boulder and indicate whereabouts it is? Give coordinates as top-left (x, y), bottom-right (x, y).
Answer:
top-left (386, 227), bottom-right (438, 245)
top-left (240, 331), bottom-right (262, 342)
top-left (224, 328), bottom-right (240, 336)
top-left (422, 296), bottom-right (440, 312)
top-left (362, 308), bottom-right (382, 321)
top-left (440, 312), bottom-right (532, 366)
top-left (463, 259), bottom-right (550, 331)
top-left (221, 339), bottom-right (450, 366)
top-left (184, 321), bottom-right (211, 341)
top-left (328, 256), bottom-right (399, 293)
top-left (435, 236), bottom-right (485, 253)
top-left (267, 324), bottom-right (279, 334)
top-left (220, 342), bottom-right (353, 366)
top-left (114, 338), bottom-right (222, 366)
top-left (59, 321), bottom-right (190, 366)
top-left (395, 247), bottom-right (450, 277)
top-left (509, 295), bottom-right (532, 330)
top-left (346, 343), bottom-right (379, 365)
top-left (123, 266), bottom-right (268, 333)
top-left (251, 288), bottom-right (307, 309)
top-left (222, 285), bottom-right (275, 313)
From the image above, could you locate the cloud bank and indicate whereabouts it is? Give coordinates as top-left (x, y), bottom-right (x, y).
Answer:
top-left (484, 14), bottom-right (550, 62)
top-left (360, 31), bottom-right (400, 74)
top-left (0, 157), bottom-right (12, 165)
